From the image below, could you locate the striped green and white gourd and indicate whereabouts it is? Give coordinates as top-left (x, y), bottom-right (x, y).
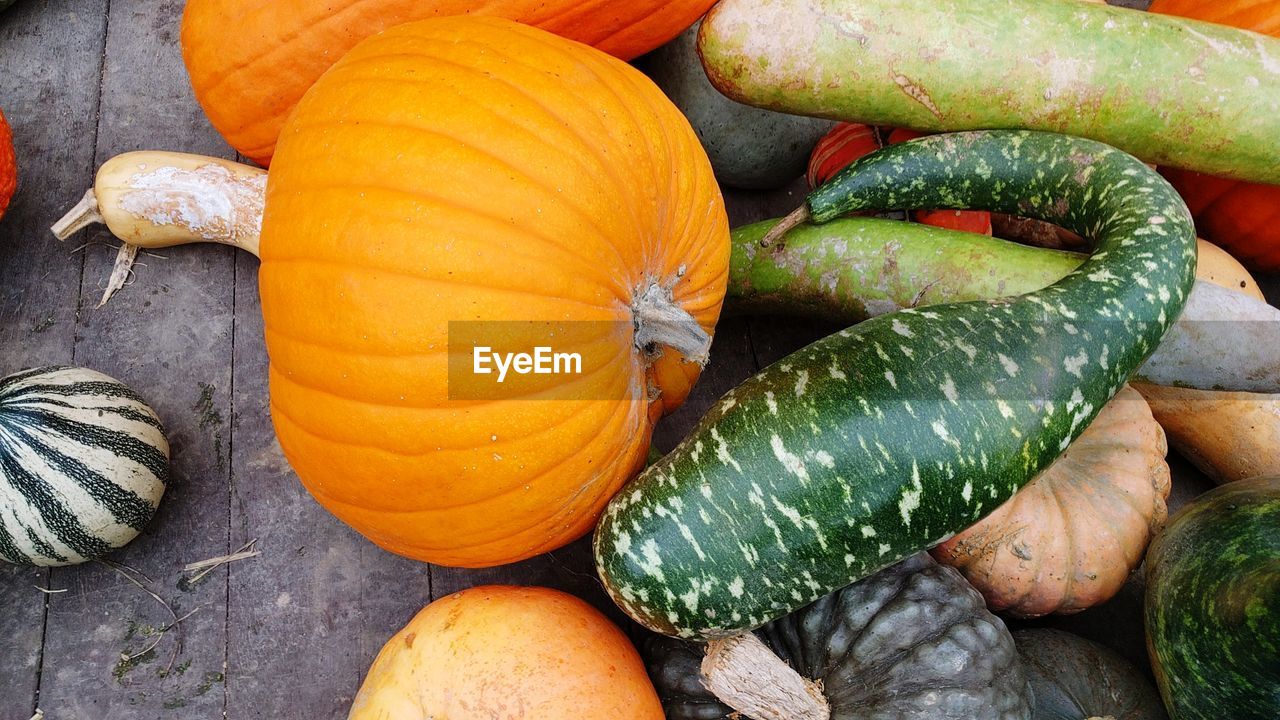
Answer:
top-left (594, 130), bottom-right (1197, 640)
top-left (0, 366), bottom-right (168, 566)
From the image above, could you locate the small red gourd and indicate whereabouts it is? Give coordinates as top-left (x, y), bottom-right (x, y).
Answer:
top-left (1148, 0), bottom-right (1280, 270)
top-left (807, 123), bottom-right (993, 235)
top-left (0, 107), bottom-right (15, 219)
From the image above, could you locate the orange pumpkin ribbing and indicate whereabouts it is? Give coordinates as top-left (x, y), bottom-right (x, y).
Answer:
top-left (258, 18), bottom-right (728, 567)
top-left (933, 386), bottom-right (1170, 618)
top-left (181, 0), bottom-right (716, 165)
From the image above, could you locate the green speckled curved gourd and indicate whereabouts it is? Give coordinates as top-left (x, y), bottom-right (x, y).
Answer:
top-left (1145, 476), bottom-right (1280, 720)
top-left (594, 130), bottom-right (1197, 639)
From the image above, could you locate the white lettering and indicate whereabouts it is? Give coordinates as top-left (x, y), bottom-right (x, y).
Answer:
top-left (473, 347), bottom-right (493, 375)
top-left (474, 346), bottom-right (583, 382)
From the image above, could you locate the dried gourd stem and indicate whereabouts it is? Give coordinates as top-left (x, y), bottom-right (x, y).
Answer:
top-left (633, 282), bottom-right (712, 366)
top-left (97, 559), bottom-right (184, 675)
top-left (182, 538), bottom-right (260, 585)
top-left (50, 190), bottom-right (103, 240)
top-left (99, 243), bottom-right (140, 308)
top-left (701, 633), bottom-right (831, 720)
top-left (760, 205), bottom-right (811, 248)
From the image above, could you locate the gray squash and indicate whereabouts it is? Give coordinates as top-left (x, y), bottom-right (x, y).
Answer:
top-left (640, 21), bottom-right (833, 190)
top-left (1014, 629), bottom-right (1167, 720)
top-left (644, 554), bottom-right (1032, 719)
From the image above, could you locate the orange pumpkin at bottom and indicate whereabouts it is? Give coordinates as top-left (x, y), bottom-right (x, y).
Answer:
top-left (0, 107), bottom-right (15, 219)
top-left (258, 18), bottom-right (729, 567)
top-left (350, 586), bottom-right (664, 720)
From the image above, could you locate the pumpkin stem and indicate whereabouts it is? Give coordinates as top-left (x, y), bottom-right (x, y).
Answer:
top-left (701, 633), bottom-right (831, 720)
top-left (633, 282), bottom-right (712, 366)
top-left (51, 190), bottom-right (104, 240)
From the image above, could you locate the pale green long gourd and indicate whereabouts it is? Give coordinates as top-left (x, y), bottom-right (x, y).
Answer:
top-left (594, 130), bottom-right (1197, 639)
top-left (698, 0), bottom-right (1280, 183)
top-left (727, 217), bottom-right (1280, 393)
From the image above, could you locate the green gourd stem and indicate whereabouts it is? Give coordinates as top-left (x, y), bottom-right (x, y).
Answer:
top-left (593, 130), bottom-right (1196, 640)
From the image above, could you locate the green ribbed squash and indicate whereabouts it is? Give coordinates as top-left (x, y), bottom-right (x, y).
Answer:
top-left (1145, 476), bottom-right (1280, 720)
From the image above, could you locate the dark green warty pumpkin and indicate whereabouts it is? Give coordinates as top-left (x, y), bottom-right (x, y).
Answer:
top-left (1145, 476), bottom-right (1280, 720)
top-left (645, 554), bottom-right (1032, 719)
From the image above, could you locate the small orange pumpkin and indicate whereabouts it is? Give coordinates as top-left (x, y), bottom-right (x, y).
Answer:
top-left (1148, 0), bottom-right (1280, 271)
top-left (0, 107), bottom-right (15, 219)
top-left (933, 386), bottom-right (1170, 618)
top-left (259, 18), bottom-right (728, 568)
top-left (350, 586), bottom-right (664, 720)
top-left (182, 0), bottom-right (716, 165)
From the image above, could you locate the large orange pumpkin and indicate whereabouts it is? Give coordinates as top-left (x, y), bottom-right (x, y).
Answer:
top-left (259, 18), bottom-right (728, 568)
top-left (0, 107), bottom-right (14, 219)
top-left (182, 0), bottom-right (717, 165)
top-left (1148, 0), bottom-right (1280, 270)
top-left (350, 586), bottom-right (664, 720)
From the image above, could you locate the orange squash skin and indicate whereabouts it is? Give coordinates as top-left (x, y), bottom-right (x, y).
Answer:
top-left (1148, 0), bottom-right (1280, 271)
top-left (259, 18), bottom-right (728, 568)
top-left (933, 387), bottom-right (1170, 618)
top-left (181, 0), bottom-right (716, 165)
top-left (350, 586), bottom-right (664, 720)
top-left (0, 108), bottom-right (14, 219)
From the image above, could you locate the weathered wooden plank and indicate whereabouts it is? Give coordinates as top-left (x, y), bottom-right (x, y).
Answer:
top-left (223, 256), bottom-right (433, 719)
top-left (0, 1), bottom-right (111, 715)
top-left (32, 1), bottom-right (237, 717)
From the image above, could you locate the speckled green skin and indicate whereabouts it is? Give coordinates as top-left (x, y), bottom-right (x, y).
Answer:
top-left (594, 130), bottom-right (1196, 640)
top-left (699, 0), bottom-right (1280, 184)
top-left (1145, 476), bottom-right (1280, 720)
top-left (646, 554), bottom-right (1033, 720)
